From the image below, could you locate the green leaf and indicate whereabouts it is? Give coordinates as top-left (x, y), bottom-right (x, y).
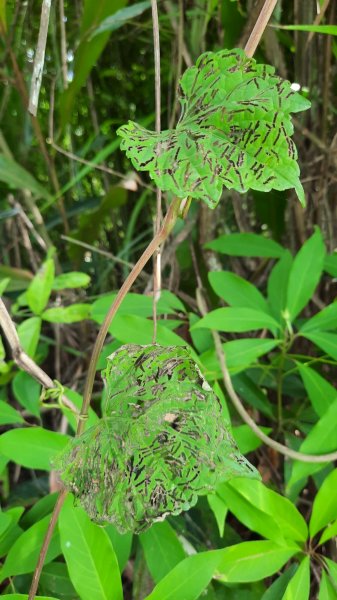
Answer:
top-left (1, 596), bottom-right (59, 600)
top-left (207, 492), bottom-right (228, 537)
top-left (140, 521), bottom-right (186, 583)
top-left (39, 562), bottom-right (78, 600)
top-left (26, 258), bottom-right (54, 315)
top-left (285, 229), bottom-right (325, 321)
top-left (91, 291), bottom-right (182, 322)
top-left (310, 469), bottom-right (337, 537)
top-left (0, 515), bottom-right (61, 581)
top-left (118, 49), bottom-right (310, 209)
top-left (59, 498), bottom-right (123, 600)
top-left (319, 519), bottom-right (337, 545)
top-left (261, 566), bottom-right (298, 600)
top-left (92, 1), bottom-right (151, 36)
top-left (319, 570), bottom-right (337, 600)
top-left (300, 303), bottom-right (337, 333)
top-left (21, 493), bottom-right (58, 529)
top-left (105, 526), bottom-right (132, 572)
top-left (302, 331), bottom-right (337, 361)
top-left (209, 271), bottom-right (269, 312)
top-left (0, 154), bottom-right (52, 200)
top-left (0, 427), bottom-right (68, 470)
top-left (325, 559), bottom-right (337, 587)
top-left (200, 339), bottom-right (280, 380)
top-left (56, 345), bottom-right (258, 534)
top-left (281, 557), bottom-right (310, 600)
top-left (297, 363), bottom-right (337, 417)
top-left (218, 478), bottom-right (307, 542)
top-left (277, 24), bottom-right (337, 35)
top-left (12, 371), bottom-right (41, 417)
top-left (144, 550), bottom-right (221, 600)
top-left (106, 313), bottom-right (186, 346)
top-left (216, 540), bottom-right (298, 582)
top-left (232, 424), bottom-right (272, 454)
top-left (42, 303), bottom-right (91, 323)
top-left (193, 307), bottom-right (279, 332)
top-left (206, 233), bottom-right (285, 257)
top-left (267, 250), bottom-right (293, 320)
top-left (324, 254), bottom-right (337, 278)
top-left (52, 271), bottom-right (91, 290)
top-left (0, 400), bottom-right (24, 425)
top-left (17, 316), bottom-right (41, 358)
top-left (0, 507), bottom-right (24, 557)
top-left (289, 398), bottom-right (337, 487)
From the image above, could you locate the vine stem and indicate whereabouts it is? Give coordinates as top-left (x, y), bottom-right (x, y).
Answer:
top-left (151, 0), bottom-right (162, 344)
top-left (28, 196), bottom-right (183, 599)
top-left (244, 0), bottom-right (278, 58)
top-left (196, 288), bottom-right (337, 464)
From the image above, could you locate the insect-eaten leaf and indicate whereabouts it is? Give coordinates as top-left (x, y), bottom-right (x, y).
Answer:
top-left (54, 345), bottom-right (259, 534)
top-left (118, 49), bottom-right (310, 208)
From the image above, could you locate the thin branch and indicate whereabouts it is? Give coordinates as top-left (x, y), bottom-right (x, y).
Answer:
top-left (29, 0), bottom-right (53, 116)
top-left (0, 299), bottom-right (79, 415)
top-left (151, 0), bottom-right (162, 343)
top-left (196, 289), bottom-right (337, 464)
top-left (244, 0), bottom-right (278, 58)
top-left (58, 0), bottom-right (68, 89)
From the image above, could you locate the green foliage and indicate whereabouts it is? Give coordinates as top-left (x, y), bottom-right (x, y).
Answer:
top-left (56, 345), bottom-right (258, 533)
top-left (118, 49), bottom-right (310, 208)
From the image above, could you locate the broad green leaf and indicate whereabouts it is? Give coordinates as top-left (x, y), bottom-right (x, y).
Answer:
top-left (91, 291), bottom-right (183, 323)
top-left (0, 427), bottom-right (68, 470)
top-left (106, 313), bottom-right (186, 346)
top-left (297, 363), bottom-right (337, 417)
top-left (267, 250), bottom-right (293, 320)
top-left (300, 303), bottom-right (337, 333)
top-left (232, 372), bottom-right (274, 417)
top-left (285, 229), bottom-right (325, 321)
top-left (319, 570), bottom-right (337, 600)
top-left (144, 550), bottom-right (221, 600)
top-left (0, 511), bottom-right (12, 538)
top-left (140, 521), bottom-right (186, 583)
top-left (232, 424), bottom-right (272, 454)
top-left (218, 480), bottom-right (307, 543)
top-left (261, 566), bottom-right (298, 600)
top-left (118, 50), bottom-right (310, 208)
top-left (209, 271), bottom-right (269, 312)
top-left (216, 540), bottom-right (298, 582)
top-left (208, 492), bottom-right (228, 537)
top-left (289, 398), bottom-right (337, 486)
top-left (52, 271), bottom-right (91, 290)
top-left (325, 559), bottom-right (337, 587)
top-left (0, 515), bottom-right (61, 581)
top-left (92, 1), bottom-right (151, 36)
top-left (319, 519), bottom-right (337, 545)
top-left (60, 0), bottom-right (126, 127)
top-left (324, 254), bottom-right (337, 278)
top-left (26, 258), bottom-right (54, 315)
top-left (200, 338), bottom-right (280, 380)
top-left (21, 493), bottom-right (58, 528)
top-left (206, 233), bottom-right (285, 257)
top-left (59, 499), bottom-right (123, 600)
top-left (0, 507), bottom-right (24, 557)
top-left (56, 345), bottom-right (258, 534)
top-left (302, 331), bottom-right (337, 361)
top-left (12, 371), bottom-right (41, 417)
top-left (17, 316), bottom-right (41, 357)
top-left (0, 154), bottom-right (52, 199)
top-left (39, 562), bottom-right (78, 600)
top-left (310, 469), bottom-right (337, 537)
top-left (193, 307), bottom-right (279, 332)
top-left (105, 526), bottom-right (132, 572)
top-left (282, 557), bottom-right (310, 600)
top-left (0, 400), bottom-right (24, 425)
top-left (42, 303), bottom-right (91, 323)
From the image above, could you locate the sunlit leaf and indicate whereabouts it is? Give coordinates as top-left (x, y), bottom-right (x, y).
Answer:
top-left (118, 49), bottom-right (310, 208)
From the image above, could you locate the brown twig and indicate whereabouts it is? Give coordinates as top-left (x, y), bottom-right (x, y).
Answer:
top-left (29, 0), bottom-right (53, 115)
top-left (244, 0), bottom-right (278, 58)
top-left (0, 299), bottom-right (78, 415)
top-left (151, 0), bottom-right (162, 344)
